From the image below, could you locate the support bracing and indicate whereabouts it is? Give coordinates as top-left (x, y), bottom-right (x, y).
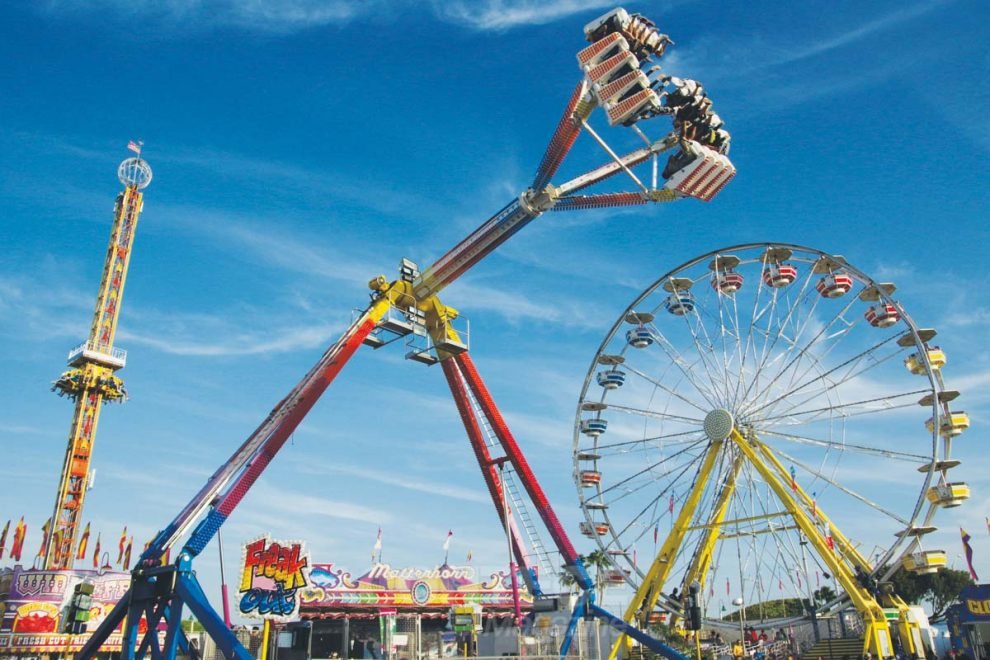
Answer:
top-left (444, 350), bottom-right (687, 660)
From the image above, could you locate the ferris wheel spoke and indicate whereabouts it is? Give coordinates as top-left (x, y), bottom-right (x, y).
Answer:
top-left (742, 329), bottom-right (902, 421)
top-left (745, 264), bottom-right (820, 409)
top-left (623, 363), bottom-right (712, 415)
top-left (738, 291), bottom-right (861, 415)
top-left (702, 287), bottom-right (737, 406)
top-left (757, 388), bottom-right (930, 425)
top-left (606, 402), bottom-right (705, 425)
top-left (758, 427), bottom-right (930, 462)
top-left (772, 446), bottom-right (913, 526)
top-left (649, 329), bottom-right (722, 406)
top-left (591, 428), bottom-right (705, 453)
top-left (597, 438), bottom-right (708, 499)
top-left (672, 311), bottom-right (729, 405)
top-left (762, 274), bottom-right (833, 412)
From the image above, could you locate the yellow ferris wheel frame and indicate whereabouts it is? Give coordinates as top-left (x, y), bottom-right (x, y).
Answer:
top-left (609, 421), bottom-right (922, 660)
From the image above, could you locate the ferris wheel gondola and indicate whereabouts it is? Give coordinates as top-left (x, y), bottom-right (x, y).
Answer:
top-left (573, 243), bottom-right (970, 638)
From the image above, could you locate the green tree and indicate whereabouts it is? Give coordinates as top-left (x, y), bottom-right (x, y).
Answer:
top-left (557, 550), bottom-right (615, 600)
top-left (583, 549), bottom-right (613, 602)
top-left (813, 586), bottom-right (836, 605)
top-left (882, 566), bottom-right (973, 623)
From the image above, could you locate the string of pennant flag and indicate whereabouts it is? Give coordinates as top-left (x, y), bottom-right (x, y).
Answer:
top-left (0, 517), bottom-right (167, 571)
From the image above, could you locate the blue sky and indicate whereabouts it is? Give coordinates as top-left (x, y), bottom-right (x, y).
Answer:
top-left (1, 0), bottom-right (988, 619)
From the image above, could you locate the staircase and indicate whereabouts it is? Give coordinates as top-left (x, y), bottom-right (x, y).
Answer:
top-left (800, 637), bottom-right (864, 660)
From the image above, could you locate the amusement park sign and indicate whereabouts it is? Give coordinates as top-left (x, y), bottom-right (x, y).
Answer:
top-left (368, 563), bottom-right (475, 581)
top-left (238, 535), bottom-right (311, 622)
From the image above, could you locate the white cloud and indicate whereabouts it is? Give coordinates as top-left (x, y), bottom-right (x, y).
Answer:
top-left (38, 0), bottom-right (633, 33)
top-left (668, 1), bottom-right (953, 113)
top-left (121, 317), bottom-right (344, 357)
top-left (291, 458), bottom-right (491, 504)
top-left (430, 0), bottom-right (614, 31)
top-left (40, 0), bottom-right (373, 33)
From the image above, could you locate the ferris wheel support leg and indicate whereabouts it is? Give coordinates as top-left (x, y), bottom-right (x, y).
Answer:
top-left (607, 439), bottom-right (726, 660)
top-left (728, 428), bottom-right (896, 659)
top-left (753, 439), bottom-right (927, 658)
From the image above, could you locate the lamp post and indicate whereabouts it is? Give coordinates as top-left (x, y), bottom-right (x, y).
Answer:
top-left (732, 597), bottom-right (745, 646)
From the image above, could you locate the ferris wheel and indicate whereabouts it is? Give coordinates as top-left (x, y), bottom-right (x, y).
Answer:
top-left (573, 243), bottom-right (970, 629)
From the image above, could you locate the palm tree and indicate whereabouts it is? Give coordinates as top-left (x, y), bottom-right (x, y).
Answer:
top-left (558, 550), bottom-right (613, 601)
top-left (583, 550), bottom-right (613, 603)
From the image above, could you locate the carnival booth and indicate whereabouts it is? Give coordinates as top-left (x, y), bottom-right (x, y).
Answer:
top-left (947, 585), bottom-right (990, 659)
top-left (296, 561), bottom-right (531, 659)
top-left (0, 565), bottom-right (132, 658)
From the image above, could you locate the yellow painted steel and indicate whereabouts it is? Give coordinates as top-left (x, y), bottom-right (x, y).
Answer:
top-left (729, 428), bottom-right (896, 659)
top-left (750, 435), bottom-right (925, 656)
top-left (679, 451), bottom-right (746, 613)
top-left (608, 438), bottom-right (726, 660)
top-left (46, 184), bottom-right (146, 569)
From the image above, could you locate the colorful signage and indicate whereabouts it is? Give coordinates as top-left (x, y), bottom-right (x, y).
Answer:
top-left (0, 565), bottom-right (131, 654)
top-left (300, 562), bottom-right (533, 611)
top-left (238, 535), bottom-right (311, 622)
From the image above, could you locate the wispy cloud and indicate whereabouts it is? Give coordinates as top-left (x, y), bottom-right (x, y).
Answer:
top-left (120, 320), bottom-right (344, 357)
top-left (293, 458), bottom-right (490, 504)
top-left (39, 0), bottom-right (374, 33)
top-left (430, 0), bottom-right (614, 31)
top-left (751, 0), bottom-right (951, 72)
top-left (669, 0), bottom-right (953, 113)
top-left (37, 0), bottom-right (627, 34)
top-left (249, 480), bottom-right (394, 523)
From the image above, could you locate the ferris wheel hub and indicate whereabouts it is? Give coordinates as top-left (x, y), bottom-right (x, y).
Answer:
top-left (703, 409), bottom-right (734, 441)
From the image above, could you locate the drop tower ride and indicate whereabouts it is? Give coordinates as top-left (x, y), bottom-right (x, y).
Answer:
top-left (45, 148), bottom-right (153, 569)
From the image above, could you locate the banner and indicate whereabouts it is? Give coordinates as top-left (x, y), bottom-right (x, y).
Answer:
top-left (300, 562), bottom-right (533, 610)
top-left (0, 565), bottom-right (129, 636)
top-left (238, 535), bottom-right (311, 622)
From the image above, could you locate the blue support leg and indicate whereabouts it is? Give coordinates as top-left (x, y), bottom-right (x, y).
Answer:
top-left (162, 592), bottom-right (185, 660)
top-left (586, 603), bottom-right (688, 660)
top-left (77, 587), bottom-right (132, 659)
top-left (559, 595), bottom-right (586, 658)
top-left (175, 570), bottom-right (252, 659)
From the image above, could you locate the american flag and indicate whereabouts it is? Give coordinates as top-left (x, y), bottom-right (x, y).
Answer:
top-left (127, 140), bottom-right (142, 155)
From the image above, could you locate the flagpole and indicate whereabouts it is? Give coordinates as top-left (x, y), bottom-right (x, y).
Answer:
top-left (218, 526), bottom-right (232, 628)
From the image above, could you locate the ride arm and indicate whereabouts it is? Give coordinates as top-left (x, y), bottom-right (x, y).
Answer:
top-left (140, 290), bottom-right (401, 562)
top-left (453, 352), bottom-right (594, 590)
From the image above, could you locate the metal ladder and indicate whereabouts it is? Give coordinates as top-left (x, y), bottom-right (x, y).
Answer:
top-left (467, 384), bottom-right (559, 583)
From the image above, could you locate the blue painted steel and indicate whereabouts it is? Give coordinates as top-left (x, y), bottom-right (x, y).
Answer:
top-left (587, 603), bottom-right (689, 660)
top-left (176, 571), bottom-right (253, 659)
top-left (559, 594), bottom-right (585, 657)
top-left (184, 509), bottom-right (227, 556)
top-left (76, 587), bottom-right (131, 659)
